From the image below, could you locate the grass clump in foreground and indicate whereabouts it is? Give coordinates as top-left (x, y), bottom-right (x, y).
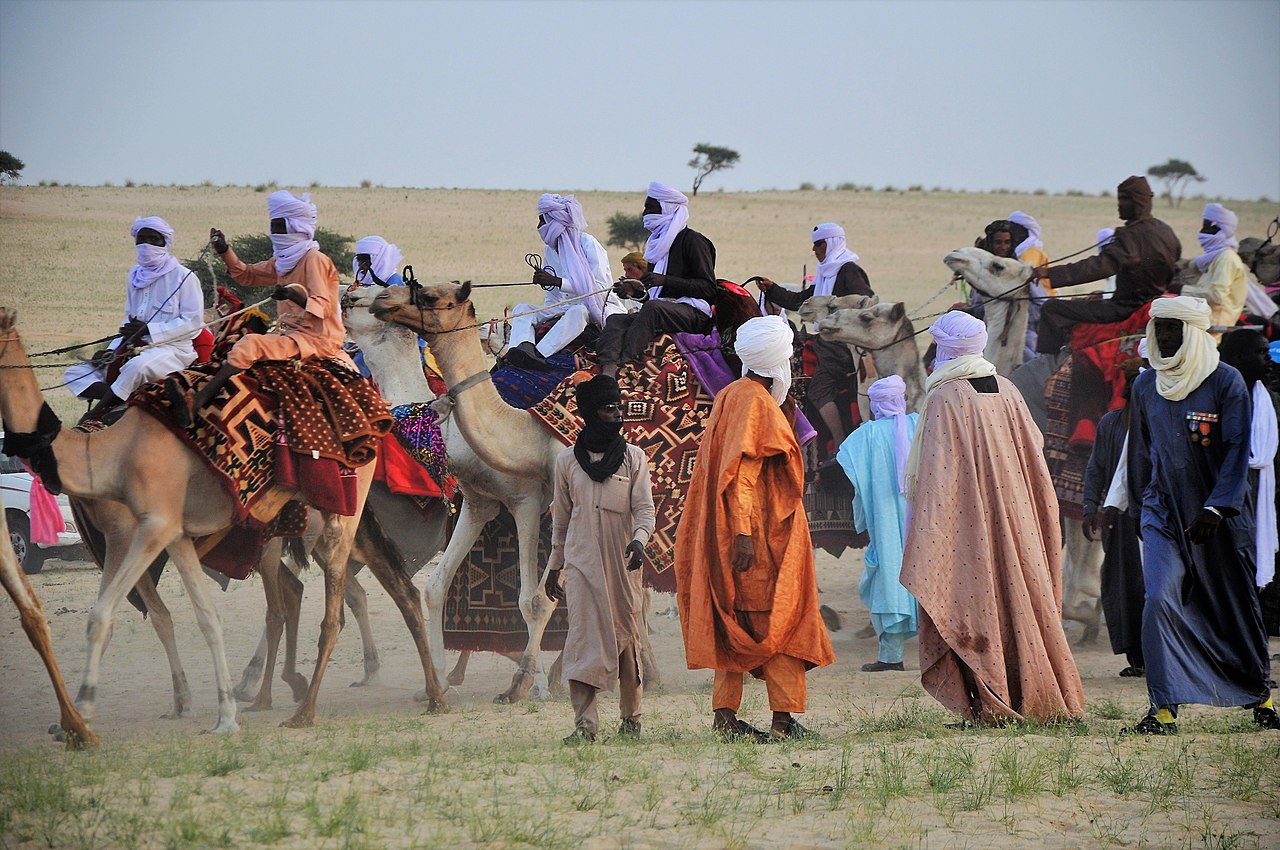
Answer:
top-left (2, 696), bottom-right (1279, 849)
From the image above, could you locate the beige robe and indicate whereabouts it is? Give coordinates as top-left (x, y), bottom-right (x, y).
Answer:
top-left (548, 444), bottom-right (655, 691)
top-left (901, 376), bottom-right (1085, 723)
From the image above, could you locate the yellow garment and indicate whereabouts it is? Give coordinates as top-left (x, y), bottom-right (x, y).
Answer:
top-left (1019, 246), bottom-right (1055, 296)
top-left (1200, 249), bottom-right (1248, 330)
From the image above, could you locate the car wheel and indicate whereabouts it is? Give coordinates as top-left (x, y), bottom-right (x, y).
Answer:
top-left (7, 511), bottom-right (45, 575)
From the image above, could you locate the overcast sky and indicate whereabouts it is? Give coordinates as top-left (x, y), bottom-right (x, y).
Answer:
top-left (1, 0), bottom-right (1276, 200)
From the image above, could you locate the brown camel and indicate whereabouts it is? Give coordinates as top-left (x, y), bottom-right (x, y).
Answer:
top-left (0, 306), bottom-right (445, 732)
top-left (814, 301), bottom-right (927, 413)
top-left (0, 507), bottom-right (99, 748)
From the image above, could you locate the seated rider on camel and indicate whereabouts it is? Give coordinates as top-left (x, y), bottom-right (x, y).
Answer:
top-left (174, 190), bottom-right (348, 424)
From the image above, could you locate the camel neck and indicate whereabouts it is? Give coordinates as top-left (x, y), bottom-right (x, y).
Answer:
top-left (359, 332), bottom-right (433, 407)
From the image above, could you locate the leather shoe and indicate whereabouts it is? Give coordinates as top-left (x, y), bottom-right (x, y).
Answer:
top-left (770, 718), bottom-right (817, 740)
top-left (1253, 706), bottom-right (1280, 730)
top-left (1121, 715), bottom-right (1177, 736)
top-left (562, 726), bottom-right (597, 745)
top-left (714, 717), bottom-right (771, 743)
top-left (507, 342), bottom-right (553, 372)
top-left (618, 718), bottom-right (641, 738)
top-left (861, 661), bottom-right (905, 672)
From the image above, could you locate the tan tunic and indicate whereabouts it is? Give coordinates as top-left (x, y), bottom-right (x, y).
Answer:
top-left (548, 444), bottom-right (656, 691)
top-left (901, 376), bottom-right (1085, 723)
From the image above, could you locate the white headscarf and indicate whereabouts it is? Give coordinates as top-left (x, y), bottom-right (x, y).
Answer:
top-left (930, 310), bottom-right (989, 366)
top-left (734, 315), bottom-right (794, 405)
top-left (267, 190), bottom-right (320, 276)
top-left (1008, 210), bottom-right (1043, 257)
top-left (1194, 202), bottom-right (1240, 273)
top-left (128, 216), bottom-right (180, 289)
top-left (868, 375), bottom-right (911, 494)
top-left (1137, 337), bottom-right (1149, 360)
top-left (353, 235), bottom-right (403, 283)
top-left (1096, 227), bottom-right (1115, 253)
top-left (642, 181), bottom-right (690, 276)
top-left (1146, 295), bottom-right (1219, 401)
top-left (811, 222), bottom-right (861, 298)
top-left (537, 193), bottom-right (607, 323)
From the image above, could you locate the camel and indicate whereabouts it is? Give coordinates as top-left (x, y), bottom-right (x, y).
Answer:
top-left (942, 247), bottom-right (1031, 376)
top-left (813, 301), bottom-right (927, 413)
top-left (0, 507), bottom-right (99, 748)
top-left (350, 282), bottom-right (561, 703)
top-left (0, 306), bottom-right (441, 732)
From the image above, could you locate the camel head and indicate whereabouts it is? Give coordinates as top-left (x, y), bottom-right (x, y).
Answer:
top-left (943, 247), bottom-right (1030, 300)
top-left (370, 280), bottom-right (475, 338)
top-left (342, 283), bottom-right (418, 344)
top-left (798, 293), bottom-right (879, 327)
top-left (816, 301), bottom-right (911, 351)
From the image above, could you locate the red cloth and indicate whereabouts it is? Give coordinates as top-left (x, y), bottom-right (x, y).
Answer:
top-left (1065, 304), bottom-right (1152, 448)
top-left (23, 465), bottom-right (62, 545)
top-left (374, 432), bottom-right (445, 498)
top-left (193, 327), bottom-right (215, 363)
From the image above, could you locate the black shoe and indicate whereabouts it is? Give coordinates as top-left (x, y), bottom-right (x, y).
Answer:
top-left (1253, 706), bottom-right (1280, 730)
top-left (861, 661), bottom-right (905, 672)
top-left (1118, 666), bottom-right (1145, 678)
top-left (165, 378), bottom-right (194, 428)
top-left (1121, 715), bottom-right (1177, 736)
top-left (562, 726), bottom-right (597, 745)
top-left (714, 717), bottom-right (771, 744)
top-left (618, 718), bottom-right (641, 739)
top-left (770, 718), bottom-right (817, 741)
top-left (507, 342), bottom-right (553, 372)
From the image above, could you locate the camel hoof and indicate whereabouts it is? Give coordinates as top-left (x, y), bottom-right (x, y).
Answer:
top-left (244, 700), bottom-right (273, 713)
top-left (284, 675), bottom-right (309, 703)
top-left (493, 693), bottom-right (514, 705)
top-left (48, 722), bottom-right (62, 735)
top-left (52, 728), bottom-right (66, 743)
top-left (281, 714), bottom-right (314, 729)
top-left (422, 698), bottom-right (449, 715)
top-left (207, 720), bottom-right (241, 735)
top-left (446, 670), bottom-right (467, 686)
top-left (232, 684), bottom-right (258, 702)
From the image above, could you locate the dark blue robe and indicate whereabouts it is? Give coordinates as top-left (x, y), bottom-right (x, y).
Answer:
top-left (1127, 364), bottom-right (1270, 709)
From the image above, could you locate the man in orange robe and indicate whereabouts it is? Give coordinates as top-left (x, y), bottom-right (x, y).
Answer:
top-left (675, 315), bottom-right (835, 741)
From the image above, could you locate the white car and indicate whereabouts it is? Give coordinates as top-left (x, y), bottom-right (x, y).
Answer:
top-left (1, 439), bottom-right (85, 574)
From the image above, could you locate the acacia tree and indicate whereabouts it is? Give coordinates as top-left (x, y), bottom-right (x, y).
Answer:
top-left (1147, 159), bottom-right (1205, 208)
top-left (0, 151), bottom-right (24, 184)
top-left (688, 143), bottom-right (740, 196)
top-left (605, 211), bottom-right (648, 252)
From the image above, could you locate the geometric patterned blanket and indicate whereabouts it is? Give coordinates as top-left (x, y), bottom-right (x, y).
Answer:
top-left (525, 334), bottom-right (713, 594)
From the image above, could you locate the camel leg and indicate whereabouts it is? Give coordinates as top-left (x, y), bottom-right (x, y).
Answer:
top-left (283, 466), bottom-right (371, 729)
top-left (165, 535), bottom-right (239, 733)
top-left (76, 521), bottom-right (182, 725)
top-left (131, 572), bottom-right (194, 718)
top-left (358, 550), bottom-right (448, 713)
top-left (0, 521), bottom-right (99, 749)
top-left (234, 631), bottom-right (269, 702)
top-left (447, 650), bottom-right (472, 686)
top-left (421, 494), bottom-right (500, 699)
top-left (343, 566), bottom-right (382, 687)
top-left (276, 561), bottom-right (309, 702)
top-left (495, 497), bottom-right (555, 705)
top-left (246, 540), bottom-right (286, 712)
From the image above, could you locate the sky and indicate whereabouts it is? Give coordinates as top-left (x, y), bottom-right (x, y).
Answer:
top-left (1, 0), bottom-right (1277, 200)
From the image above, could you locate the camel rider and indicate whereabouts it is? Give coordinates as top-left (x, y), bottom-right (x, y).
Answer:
top-left (1033, 176), bottom-right (1181, 354)
top-left (507, 194), bottom-right (625, 371)
top-left (964, 216), bottom-right (1051, 362)
top-left (66, 216), bottom-right (203, 418)
top-left (619, 251), bottom-right (649, 284)
top-left (597, 182), bottom-right (717, 378)
top-left (755, 223), bottom-right (873, 448)
top-left (353, 235), bottom-right (404, 287)
top-left (1182, 203), bottom-right (1250, 333)
top-left (179, 190), bottom-right (347, 423)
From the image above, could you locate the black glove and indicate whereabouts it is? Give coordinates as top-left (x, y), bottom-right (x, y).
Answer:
top-left (1184, 508), bottom-right (1221, 545)
top-left (209, 228), bottom-right (228, 254)
top-left (624, 540), bottom-right (644, 572)
top-left (120, 317), bottom-right (148, 343)
top-left (273, 284), bottom-right (307, 307)
top-left (544, 569), bottom-right (563, 602)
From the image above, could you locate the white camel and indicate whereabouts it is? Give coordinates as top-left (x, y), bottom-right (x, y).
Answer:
top-left (813, 301), bottom-right (927, 413)
top-left (942, 247), bottom-right (1031, 377)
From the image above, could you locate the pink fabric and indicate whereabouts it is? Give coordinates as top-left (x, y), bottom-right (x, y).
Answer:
top-left (24, 465), bottom-right (62, 545)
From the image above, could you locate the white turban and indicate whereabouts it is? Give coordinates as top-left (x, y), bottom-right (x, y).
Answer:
top-left (353, 236), bottom-right (403, 283)
top-left (1146, 295), bottom-right (1219, 400)
top-left (811, 222), bottom-right (861, 298)
top-left (930, 310), bottom-right (988, 365)
top-left (642, 181), bottom-right (690, 275)
top-left (868, 375), bottom-right (911, 494)
top-left (267, 190), bottom-right (320, 276)
top-left (1096, 227), bottom-right (1115, 253)
top-left (128, 215), bottom-right (180, 289)
top-left (734, 315), bottom-right (794, 405)
top-left (1009, 210), bottom-right (1043, 257)
top-left (536, 193), bottom-right (606, 322)
top-left (1195, 202), bottom-right (1241, 273)
top-left (1137, 337), bottom-right (1149, 360)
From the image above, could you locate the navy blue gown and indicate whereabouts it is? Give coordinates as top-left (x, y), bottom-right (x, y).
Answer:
top-left (1127, 364), bottom-right (1270, 709)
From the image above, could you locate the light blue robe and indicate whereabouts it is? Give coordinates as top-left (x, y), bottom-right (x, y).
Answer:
top-left (838, 415), bottom-right (920, 660)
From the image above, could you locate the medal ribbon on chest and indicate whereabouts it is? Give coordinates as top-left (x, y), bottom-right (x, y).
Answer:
top-left (1185, 411), bottom-right (1219, 447)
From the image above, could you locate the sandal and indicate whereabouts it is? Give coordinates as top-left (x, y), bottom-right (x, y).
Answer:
top-left (1121, 715), bottom-right (1177, 736)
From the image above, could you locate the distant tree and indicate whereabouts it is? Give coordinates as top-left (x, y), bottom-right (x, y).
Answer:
top-left (688, 143), bottom-right (740, 196)
top-left (1147, 159), bottom-right (1205, 208)
top-left (605, 211), bottom-right (648, 252)
top-left (184, 227), bottom-right (355, 312)
top-left (0, 151), bottom-right (25, 184)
